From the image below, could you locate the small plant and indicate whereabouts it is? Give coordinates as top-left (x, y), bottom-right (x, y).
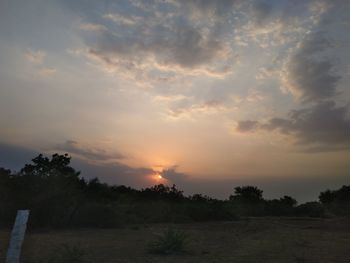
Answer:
top-left (148, 227), bottom-right (188, 255)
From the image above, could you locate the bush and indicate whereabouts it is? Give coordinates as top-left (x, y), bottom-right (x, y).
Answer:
top-left (319, 186), bottom-right (350, 216)
top-left (71, 203), bottom-right (119, 228)
top-left (295, 202), bottom-right (324, 217)
top-left (148, 227), bottom-right (188, 255)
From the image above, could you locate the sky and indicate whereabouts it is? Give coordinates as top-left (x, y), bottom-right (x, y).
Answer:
top-left (0, 0), bottom-right (349, 202)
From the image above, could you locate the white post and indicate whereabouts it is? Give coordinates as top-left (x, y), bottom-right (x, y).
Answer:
top-left (6, 210), bottom-right (30, 263)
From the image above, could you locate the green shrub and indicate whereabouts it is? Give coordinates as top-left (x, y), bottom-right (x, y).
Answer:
top-left (148, 227), bottom-right (188, 255)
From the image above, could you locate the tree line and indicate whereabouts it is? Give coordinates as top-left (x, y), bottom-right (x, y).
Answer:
top-left (0, 154), bottom-right (349, 228)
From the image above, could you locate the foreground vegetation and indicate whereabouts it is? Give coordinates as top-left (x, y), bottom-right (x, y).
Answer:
top-left (0, 154), bottom-right (350, 228)
top-left (1, 217), bottom-right (350, 263)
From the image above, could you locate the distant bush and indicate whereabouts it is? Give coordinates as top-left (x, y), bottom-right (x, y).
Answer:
top-left (148, 227), bottom-right (188, 255)
top-left (319, 186), bottom-right (350, 216)
top-left (71, 202), bottom-right (119, 228)
top-left (185, 201), bottom-right (238, 221)
top-left (2, 153), bottom-right (348, 228)
top-left (265, 196), bottom-right (297, 216)
top-left (140, 184), bottom-right (185, 202)
top-left (295, 202), bottom-right (324, 217)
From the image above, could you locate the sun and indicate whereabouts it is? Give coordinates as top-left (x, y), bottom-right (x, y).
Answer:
top-left (152, 173), bottom-right (164, 181)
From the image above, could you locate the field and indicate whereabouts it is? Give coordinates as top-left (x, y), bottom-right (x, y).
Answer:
top-left (1, 217), bottom-right (350, 263)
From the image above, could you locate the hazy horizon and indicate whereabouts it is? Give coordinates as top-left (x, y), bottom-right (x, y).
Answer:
top-left (1, 0), bottom-right (349, 203)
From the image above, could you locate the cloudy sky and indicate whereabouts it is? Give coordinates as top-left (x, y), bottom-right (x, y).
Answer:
top-left (1, 0), bottom-right (349, 202)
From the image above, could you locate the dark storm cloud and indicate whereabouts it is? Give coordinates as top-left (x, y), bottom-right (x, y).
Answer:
top-left (284, 31), bottom-right (341, 102)
top-left (237, 101), bottom-right (350, 151)
top-left (53, 140), bottom-right (124, 161)
top-left (263, 101), bottom-right (350, 147)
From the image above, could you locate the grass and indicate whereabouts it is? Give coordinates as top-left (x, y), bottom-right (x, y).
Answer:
top-left (31, 244), bottom-right (87, 263)
top-left (147, 227), bottom-right (188, 255)
top-left (1, 217), bottom-right (350, 263)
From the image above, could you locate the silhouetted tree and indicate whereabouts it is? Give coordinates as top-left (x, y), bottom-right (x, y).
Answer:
top-left (9, 153), bottom-right (84, 226)
top-left (20, 153), bottom-right (80, 178)
top-left (295, 202), bottom-right (324, 217)
top-left (229, 186), bottom-right (263, 203)
top-left (264, 196), bottom-right (297, 216)
top-left (189, 194), bottom-right (213, 203)
top-left (319, 185), bottom-right (350, 216)
top-left (319, 190), bottom-right (335, 204)
top-left (3, 153), bottom-right (342, 227)
top-left (279, 195), bottom-right (297, 207)
top-left (0, 168), bottom-right (16, 223)
top-left (141, 184), bottom-right (184, 201)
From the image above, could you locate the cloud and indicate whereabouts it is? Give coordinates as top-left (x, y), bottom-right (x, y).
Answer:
top-left (237, 101), bottom-right (350, 151)
top-left (167, 99), bottom-right (228, 119)
top-left (182, 0), bottom-right (240, 20)
top-left (103, 13), bottom-right (141, 25)
top-left (250, 0), bottom-right (273, 26)
top-left (160, 165), bottom-right (188, 184)
top-left (263, 101), bottom-right (350, 146)
top-left (236, 120), bottom-right (259, 132)
top-left (0, 142), bottom-right (154, 187)
top-left (281, 31), bottom-right (340, 102)
top-left (79, 23), bottom-right (107, 32)
top-left (53, 140), bottom-right (124, 162)
top-left (233, 1), bottom-right (350, 152)
top-left (86, 23), bottom-right (232, 77)
top-left (153, 94), bottom-right (188, 103)
top-left (0, 143), bottom-right (40, 171)
top-left (62, 0), bottom-right (238, 81)
top-left (25, 49), bottom-right (46, 64)
top-left (39, 67), bottom-right (57, 76)
top-left (72, 158), bottom-right (154, 187)
top-left (235, 0), bottom-right (314, 49)
top-left (24, 48), bottom-right (58, 76)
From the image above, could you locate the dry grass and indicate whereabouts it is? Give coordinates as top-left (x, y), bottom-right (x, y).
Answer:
top-left (1, 217), bottom-right (350, 263)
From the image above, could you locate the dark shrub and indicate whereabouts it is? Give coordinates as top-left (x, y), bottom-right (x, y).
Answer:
top-left (295, 202), bottom-right (324, 217)
top-left (229, 186), bottom-right (263, 203)
top-left (265, 196), bottom-right (297, 216)
top-left (72, 203), bottom-right (118, 228)
top-left (319, 186), bottom-right (350, 216)
top-left (148, 227), bottom-right (188, 255)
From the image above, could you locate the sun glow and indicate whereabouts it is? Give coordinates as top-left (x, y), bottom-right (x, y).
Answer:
top-left (151, 172), bottom-right (165, 182)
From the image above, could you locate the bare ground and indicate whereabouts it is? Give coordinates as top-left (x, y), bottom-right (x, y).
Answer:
top-left (1, 217), bottom-right (350, 263)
